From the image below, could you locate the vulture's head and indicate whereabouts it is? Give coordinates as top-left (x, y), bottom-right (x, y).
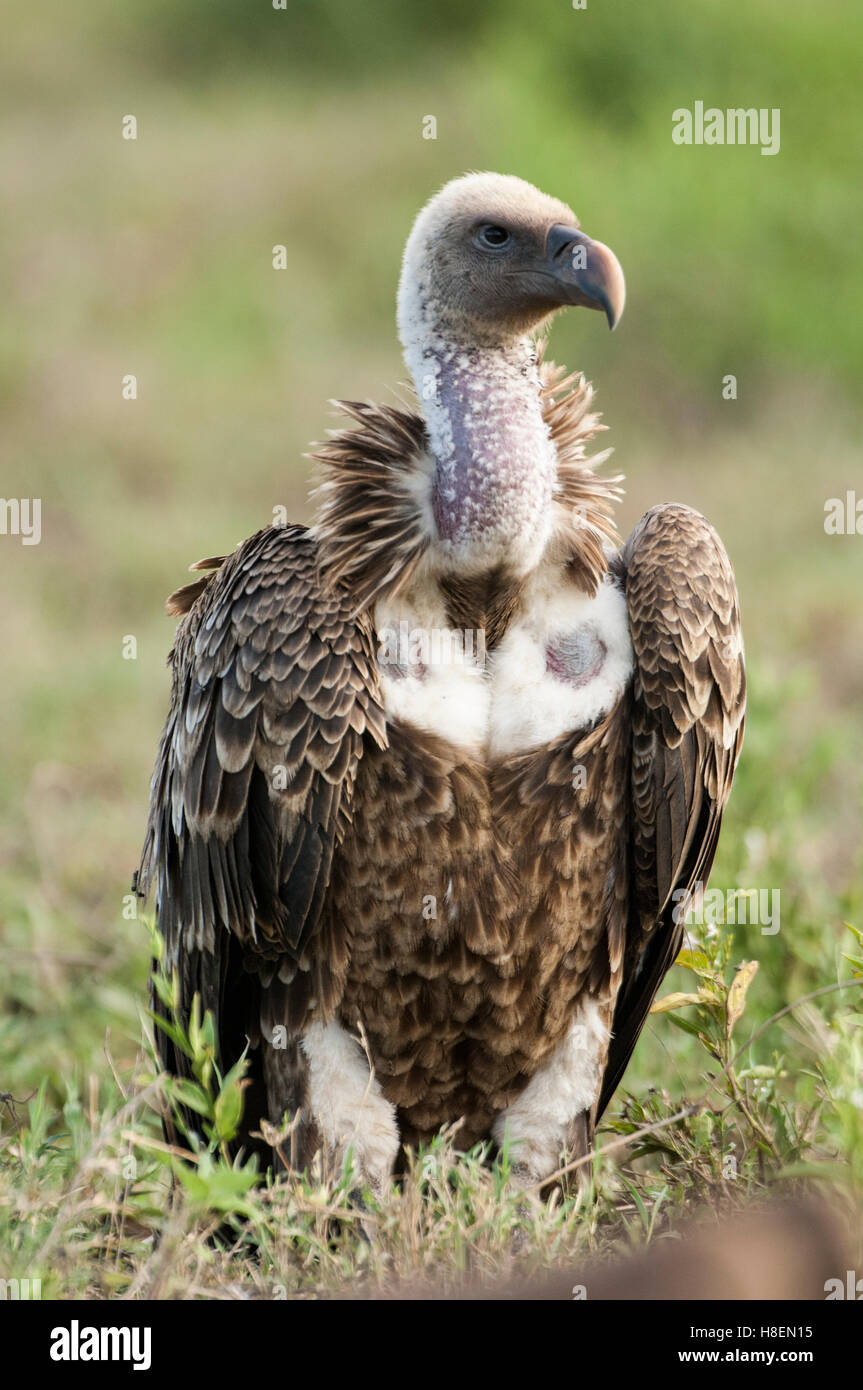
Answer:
top-left (398, 171), bottom-right (625, 350)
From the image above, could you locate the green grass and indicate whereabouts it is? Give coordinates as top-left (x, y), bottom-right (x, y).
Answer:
top-left (1, 917), bottom-right (860, 1299)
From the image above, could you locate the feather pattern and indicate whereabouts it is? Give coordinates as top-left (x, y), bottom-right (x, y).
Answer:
top-left (139, 466), bottom-right (744, 1165)
top-left (331, 706), bottom-right (630, 1149)
top-left (598, 503), bottom-right (745, 1114)
top-left (137, 173), bottom-right (744, 1179)
top-left (138, 525), bottom-right (387, 1136)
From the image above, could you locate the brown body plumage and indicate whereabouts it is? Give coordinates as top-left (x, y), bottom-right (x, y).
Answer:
top-left (138, 173), bottom-right (745, 1190)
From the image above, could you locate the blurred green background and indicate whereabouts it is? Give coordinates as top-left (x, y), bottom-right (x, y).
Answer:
top-left (1, 0), bottom-right (861, 1107)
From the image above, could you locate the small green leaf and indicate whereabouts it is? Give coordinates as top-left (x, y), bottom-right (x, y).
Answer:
top-left (651, 990), bottom-right (713, 1014)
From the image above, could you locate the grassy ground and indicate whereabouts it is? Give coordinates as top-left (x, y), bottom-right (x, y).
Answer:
top-left (1, 2), bottom-right (861, 1297)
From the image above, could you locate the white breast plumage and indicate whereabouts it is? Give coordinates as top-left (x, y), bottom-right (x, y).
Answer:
top-left (373, 565), bottom-right (634, 759)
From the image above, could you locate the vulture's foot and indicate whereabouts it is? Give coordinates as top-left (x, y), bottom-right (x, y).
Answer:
top-left (302, 1019), bottom-right (400, 1199)
top-left (492, 1000), bottom-right (606, 1198)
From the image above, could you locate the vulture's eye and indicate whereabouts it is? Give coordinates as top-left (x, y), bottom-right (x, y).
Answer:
top-left (475, 224), bottom-right (512, 250)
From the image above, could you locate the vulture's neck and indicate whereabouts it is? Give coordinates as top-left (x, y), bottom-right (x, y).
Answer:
top-left (401, 316), bottom-right (556, 575)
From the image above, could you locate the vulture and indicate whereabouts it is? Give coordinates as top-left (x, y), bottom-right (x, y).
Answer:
top-left (137, 173), bottom-right (745, 1193)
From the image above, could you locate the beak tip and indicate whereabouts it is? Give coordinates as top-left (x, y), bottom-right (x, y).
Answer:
top-left (601, 291), bottom-right (624, 331)
top-left (545, 226), bottom-right (625, 330)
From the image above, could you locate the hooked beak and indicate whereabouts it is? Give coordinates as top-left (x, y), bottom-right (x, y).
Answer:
top-left (544, 224), bottom-right (626, 330)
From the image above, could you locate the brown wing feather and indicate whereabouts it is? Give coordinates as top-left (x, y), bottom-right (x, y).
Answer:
top-left (136, 524), bottom-right (385, 1144)
top-left (598, 503), bottom-right (746, 1116)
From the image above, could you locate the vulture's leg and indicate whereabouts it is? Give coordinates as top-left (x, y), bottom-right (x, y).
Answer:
top-left (301, 1019), bottom-right (400, 1196)
top-left (492, 996), bottom-right (609, 1192)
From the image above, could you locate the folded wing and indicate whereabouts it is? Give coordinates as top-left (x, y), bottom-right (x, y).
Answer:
top-left (137, 524), bottom-right (386, 1110)
top-left (598, 503), bottom-right (746, 1115)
